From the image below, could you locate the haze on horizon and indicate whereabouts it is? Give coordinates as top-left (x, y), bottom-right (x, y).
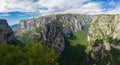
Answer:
top-left (0, 0), bottom-right (120, 25)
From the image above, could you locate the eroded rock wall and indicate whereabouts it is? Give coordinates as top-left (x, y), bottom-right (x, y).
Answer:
top-left (0, 19), bottom-right (14, 44)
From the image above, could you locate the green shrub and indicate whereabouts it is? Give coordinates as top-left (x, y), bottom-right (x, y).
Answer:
top-left (0, 44), bottom-right (59, 65)
top-left (17, 31), bottom-right (40, 45)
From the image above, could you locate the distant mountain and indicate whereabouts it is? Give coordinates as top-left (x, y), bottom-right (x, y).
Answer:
top-left (10, 24), bottom-right (19, 30)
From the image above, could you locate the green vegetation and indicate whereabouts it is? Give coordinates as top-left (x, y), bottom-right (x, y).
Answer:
top-left (87, 48), bottom-right (120, 65)
top-left (87, 38), bottom-right (120, 65)
top-left (17, 31), bottom-right (40, 45)
top-left (110, 48), bottom-right (120, 65)
top-left (51, 19), bottom-right (65, 26)
top-left (59, 24), bottom-right (89, 65)
top-left (68, 24), bottom-right (89, 46)
top-left (60, 44), bottom-right (87, 65)
top-left (0, 44), bottom-right (59, 65)
top-left (108, 38), bottom-right (120, 45)
top-left (35, 27), bottom-right (43, 33)
top-left (0, 28), bottom-right (3, 32)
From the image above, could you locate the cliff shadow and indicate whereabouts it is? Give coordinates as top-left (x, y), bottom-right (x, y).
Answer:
top-left (59, 43), bottom-right (88, 65)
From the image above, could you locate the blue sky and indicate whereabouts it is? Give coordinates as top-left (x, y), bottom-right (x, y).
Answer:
top-left (0, 0), bottom-right (120, 25)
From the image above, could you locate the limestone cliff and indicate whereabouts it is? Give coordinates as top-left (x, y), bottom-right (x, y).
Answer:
top-left (87, 14), bottom-right (120, 52)
top-left (10, 14), bottom-right (120, 64)
top-left (85, 14), bottom-right (120, 65)
top-left (17, 14), bottom-right (91, 35)
top-left (0, 19), bottom-right (15, 44)
top-left (42, 21), bottom-right (65, 54)
top-left (16, 14), bottom-right (91, 54)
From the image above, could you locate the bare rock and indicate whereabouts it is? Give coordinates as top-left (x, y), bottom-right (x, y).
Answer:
top-left (91, 39), bottom-right (110, 60)
top-left (42, 21), bottom-right (65, 54)
top-left (0, 19), bottom-right (14, 44)
top-left (17, 14), bottom-right (91, 35)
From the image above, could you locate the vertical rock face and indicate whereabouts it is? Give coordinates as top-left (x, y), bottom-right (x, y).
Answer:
top-left (16, 14), bottom-right (91, 54)
top-left (87, 15), bottom-right (120, 60)
top-left (87, 14), bottom-right (120, 52)
top-left (86, 15), bottom-right (120, 65)
top-left (42, 21), bottom-right (65, 54)
top-left (91, 39), bottom-right (109, 60)
top-left (17, 14), bottom-right (91, 34)
top-left (0, 19), bottom-right (14, 44)
top-left (17, 20), bottom-right (27, 34)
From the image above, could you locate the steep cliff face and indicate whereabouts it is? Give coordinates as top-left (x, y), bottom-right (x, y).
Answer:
top-left (85, 15), bottom-right (120, 65)
top-left (0, 19), bottom-right (14, 44)
top-left (16, 14), bottom-right (91, 54)
top-left (15, 14), bottom-right (120, 64)
top-left (17, 14), bottom-right (91, 34)
top-left (90, 39), bottom-right (110, 60)
top-left (42, 21), bottom-right (65, 54)
top-left (87, 14), bottom-right (120, 52)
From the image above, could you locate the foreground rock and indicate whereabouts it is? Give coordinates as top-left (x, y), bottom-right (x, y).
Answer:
top-left (0, 19), bottom-right (14, 44)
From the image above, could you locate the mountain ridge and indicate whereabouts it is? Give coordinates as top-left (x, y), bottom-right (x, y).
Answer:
top-left (16, 14), bottom-right (91, 35)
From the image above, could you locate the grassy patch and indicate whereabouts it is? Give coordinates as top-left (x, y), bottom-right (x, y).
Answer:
top-left (60, 24), bottom-right (89, 65)
top-left (67, 24), bottom-right (89, 46)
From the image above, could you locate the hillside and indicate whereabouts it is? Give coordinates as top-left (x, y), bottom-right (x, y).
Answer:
top-left (15, 14), bottom-right (120, 65)
top-left (0, 14), bottom-right (120, 65)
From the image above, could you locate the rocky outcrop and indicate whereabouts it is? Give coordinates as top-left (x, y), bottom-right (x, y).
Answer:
top-left (17, 14), bottom-right (91, 35)
top-left (91, 39), bottom-right (110, 60)
top-left (42, 21), bottom-right (65, 54)
top-left (0, 19), bottom-right (14, 44)
top-left (87, 14), bottom-right (120, 52)
top-left (87, 14), bottom-right (120, 64)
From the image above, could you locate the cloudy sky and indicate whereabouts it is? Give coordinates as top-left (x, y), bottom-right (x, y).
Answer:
top-left (0, 0), bottom-right (120, 25)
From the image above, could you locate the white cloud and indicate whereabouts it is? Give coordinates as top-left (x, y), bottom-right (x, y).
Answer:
top-left (106, 5), bottom-right (120, 14)
top-left (38, 0), bottom-right (103, 15)
top-left (0, 0), bottom-right (41, 12)
top-left (62, 2), bottom-right (103, 15)
top-left (0, 0), bottom-right (104, 15)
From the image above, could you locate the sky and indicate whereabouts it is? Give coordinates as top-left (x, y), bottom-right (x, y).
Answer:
top-left (0, 0), bottom-right (120, 25)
